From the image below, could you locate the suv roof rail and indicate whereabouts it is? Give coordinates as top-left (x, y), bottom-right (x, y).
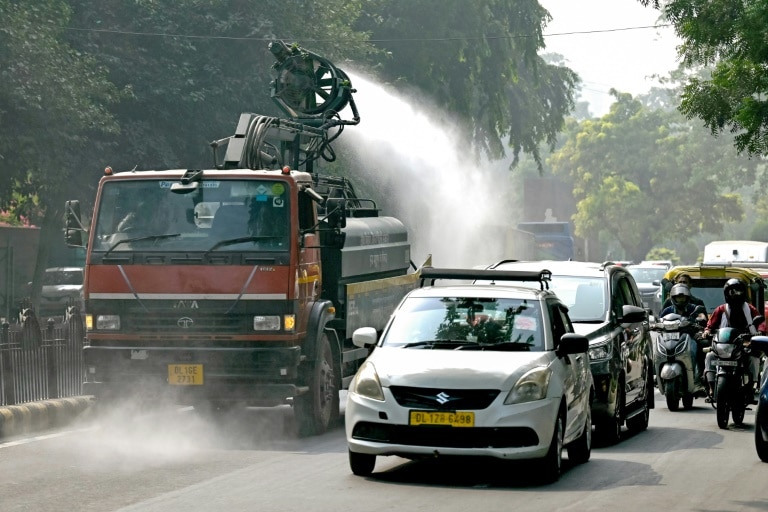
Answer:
top-left (486, 259), bottom-right (522, 269)
top-left (600, 261), bottom-right (617, 270)
top-left (419, 266), bottom-right (552, 290)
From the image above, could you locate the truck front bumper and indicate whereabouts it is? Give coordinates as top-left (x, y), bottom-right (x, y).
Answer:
top-left (83, 344), bottom-right (304, 406)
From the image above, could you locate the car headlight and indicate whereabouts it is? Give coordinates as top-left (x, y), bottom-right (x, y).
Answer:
top-left (589, 341), bottom-right (612, 361)
top-left (350, 361), bottom-right (384, 401)
top-left (504, 366), bottom-right (552, 404)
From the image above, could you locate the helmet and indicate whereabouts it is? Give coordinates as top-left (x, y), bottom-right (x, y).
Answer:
top-left (670, 283), bottom-right (690, 308)
top-left (723, 278), bottom-right (747, 305)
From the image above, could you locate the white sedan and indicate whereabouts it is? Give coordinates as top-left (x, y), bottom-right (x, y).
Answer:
top-left (345, 267), bottom-right (594, 483)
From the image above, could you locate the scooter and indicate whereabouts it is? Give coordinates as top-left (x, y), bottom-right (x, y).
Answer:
top-left (651, 308), bottom-right (708, 411)
top-left (706, 317), bottom-right (764, 429)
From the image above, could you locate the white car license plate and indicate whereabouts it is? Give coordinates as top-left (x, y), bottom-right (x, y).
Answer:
top-left (409, 410), bottom-right (474, 427)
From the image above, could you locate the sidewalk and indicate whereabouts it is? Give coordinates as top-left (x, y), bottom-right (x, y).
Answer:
top-left (0, 396), bottom-right (92, 439)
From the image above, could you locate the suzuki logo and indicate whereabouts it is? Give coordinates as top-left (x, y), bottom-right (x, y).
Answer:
top-left (435, 392), bottom-right (451, 405)
top-left (177, 317), bottom-right (194, 328)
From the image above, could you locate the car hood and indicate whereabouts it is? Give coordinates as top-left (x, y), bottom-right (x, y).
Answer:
top-left (42, 285), bottom-right (82, 297)
top-left (368, 347), bottom-right (554, 389)
top-left (571, 321), bottom-right (613, 343)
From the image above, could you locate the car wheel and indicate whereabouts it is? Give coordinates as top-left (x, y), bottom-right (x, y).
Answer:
top-left (626, 401), bottom-right (649, 433)
top-left (596, 383), bottom-right (623, 444)
top-left (682, 393), bottom-right (694, 410)
top-left (755, 403), bottom-right (768, 462)
top-left (716, 376), bottom-right (730, 429)
top-left (566, 404), bottom-right (591, 465)
top-left (539, 411), bottom-right (564, 484)
top-left (349, 450), bottom-right (376, 476)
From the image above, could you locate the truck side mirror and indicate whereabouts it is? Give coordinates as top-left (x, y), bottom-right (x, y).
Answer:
top-left (64, 200), bottom-right (84, 247)
top-left (325, 198), bottom-right (347, 229)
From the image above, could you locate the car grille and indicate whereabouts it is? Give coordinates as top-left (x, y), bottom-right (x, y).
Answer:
top-left (390, 386), bottom-right (500, 410)
top-left (351, 422), bottom-right (539, 448)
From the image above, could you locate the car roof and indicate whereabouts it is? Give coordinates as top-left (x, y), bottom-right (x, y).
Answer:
top-left (488, 259), bottom-right (622, 278)
top-left (407, 283), bottom-right (555, 301)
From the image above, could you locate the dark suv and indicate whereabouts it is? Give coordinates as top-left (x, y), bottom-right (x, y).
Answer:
top-left (486, 260), bottom-right (654, 443)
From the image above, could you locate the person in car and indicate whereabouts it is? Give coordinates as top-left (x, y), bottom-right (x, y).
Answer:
top-left (661, 272), bottom-right (706, 310)
top-left (701, 278), bottom-right (764, 399)
top-left (659, 284), bottom-right (707, 384)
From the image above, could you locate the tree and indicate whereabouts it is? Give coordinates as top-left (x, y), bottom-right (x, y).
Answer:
top-left (549, 91), bottom-right (756, 262)
top-left (0, 0), bottom-right (122, 307)
top-left (640, 0), bottom-right (768, 157)
top-left (355, 0), bottom-right (580, 169)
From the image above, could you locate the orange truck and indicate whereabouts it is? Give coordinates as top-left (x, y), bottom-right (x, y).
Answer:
top-left (63, 41), bottom-right (422, 435)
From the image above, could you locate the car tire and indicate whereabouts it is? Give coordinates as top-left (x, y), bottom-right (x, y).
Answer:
top-left (539, 411), bottom-right (564, 484)
top-left (349, 450), bottom-right (376, 476)
top-left (596, 383), bottom-right (623, 444)
top-left (566, 404), bottom-right (591, 464)
top-left (682, 393), bottom-right (694, 410)
top-left (755, 403), bottom-right (768, 462)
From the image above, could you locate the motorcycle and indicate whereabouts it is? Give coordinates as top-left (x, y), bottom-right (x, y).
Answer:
top-left (651, 307), bottom-right (707, 411)
top-left (706, 316), bottom-right (765, 429)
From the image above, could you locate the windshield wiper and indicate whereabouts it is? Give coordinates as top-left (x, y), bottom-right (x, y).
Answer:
top-left (456, 341), bottom-right (534, 351)
top-left (103, 233), bottom-right (181, 258)
top-left (400, 340), bottom-right (475, 349)
top-left (204, 235), bottom-right (283, 255)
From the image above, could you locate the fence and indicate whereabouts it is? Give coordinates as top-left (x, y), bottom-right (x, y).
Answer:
top-left (0, 308), bottom-right (84, 407)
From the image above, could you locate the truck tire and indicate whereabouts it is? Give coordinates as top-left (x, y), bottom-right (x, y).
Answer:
top-left (294, 332), bottom-right (339, 437)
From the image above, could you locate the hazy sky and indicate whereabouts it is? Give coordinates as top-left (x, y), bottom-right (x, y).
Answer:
top-left (539, 0), bottom-right (681, 116)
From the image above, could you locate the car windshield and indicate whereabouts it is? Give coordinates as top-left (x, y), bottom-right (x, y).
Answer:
top-left (628, 266), bottom-right (666, 284)
top-left (382, 296), bottom-right (545, 351)
top-left (547, 276), bottom-right (607, 322)
top-left (43, 270), bottom-right (83, 286)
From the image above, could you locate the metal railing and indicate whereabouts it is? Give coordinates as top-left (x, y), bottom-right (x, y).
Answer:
top-left (0, 308), bottom-right (84, 406)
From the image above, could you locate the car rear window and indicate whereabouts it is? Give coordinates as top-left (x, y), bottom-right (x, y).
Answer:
top-left (43, 270), bottom-right (83, 286)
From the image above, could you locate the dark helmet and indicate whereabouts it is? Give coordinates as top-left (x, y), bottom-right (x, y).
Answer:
top-left (723, 278), bottom-right (747, 305)
top-left (670, 283), bottom-right (691, 308)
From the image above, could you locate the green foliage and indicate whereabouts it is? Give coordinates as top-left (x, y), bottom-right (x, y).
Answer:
top-left (640, 0), bottom-right (768, 157)
top-left (749, 220), bottom-right (768, 242)
top-left (549, 91), bottom-right (757, 261)
top-left (645, 247), bottom-right (680, 265)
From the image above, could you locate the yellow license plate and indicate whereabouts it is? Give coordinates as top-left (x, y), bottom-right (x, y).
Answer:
top-left (409, 410), bottom-right (474, 427)
top-left (168, 364), bottom-right (204, 385)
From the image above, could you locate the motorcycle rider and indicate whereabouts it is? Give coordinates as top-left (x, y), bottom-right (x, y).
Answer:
top-left (659, 284), bottom-right (707, 384)
top-left (701, 278), bottom-right (763, 400)
top-left (661, 272), bottom-right (706, 310)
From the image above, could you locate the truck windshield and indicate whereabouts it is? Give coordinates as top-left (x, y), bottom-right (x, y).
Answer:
top-left (92, 179), bottom-right (290, 252)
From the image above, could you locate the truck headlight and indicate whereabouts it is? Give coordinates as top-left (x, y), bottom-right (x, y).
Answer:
top-left (350, 361), bottom-right (384, 401)
top-left (504, 366), bottom-right (552, 404)
top-left (95, 315), bottom-right (120, 330)
top-left (253, 315), bottom-right (281, 331)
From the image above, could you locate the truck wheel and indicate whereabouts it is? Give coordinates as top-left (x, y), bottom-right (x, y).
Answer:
top-left (294, 333), bottom-right (339, 437)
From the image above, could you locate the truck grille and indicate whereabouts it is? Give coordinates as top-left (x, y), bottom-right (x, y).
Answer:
top-left (122, 312), bottom-right (247, 333)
